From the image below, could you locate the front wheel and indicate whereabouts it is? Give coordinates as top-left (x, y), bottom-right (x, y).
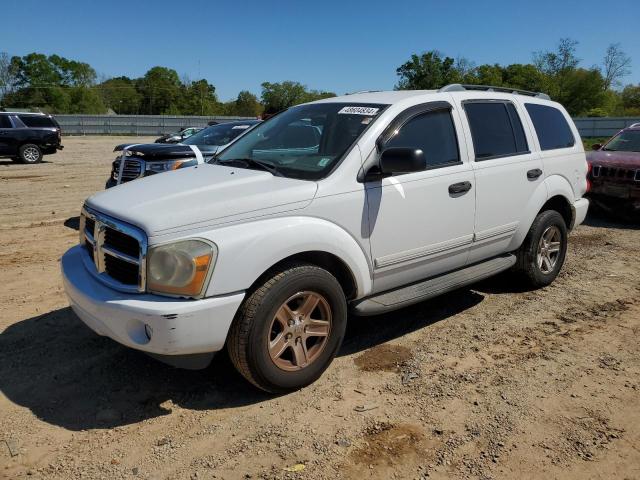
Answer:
top-left (19, 144), bottom-right (43, 164)
top-left (227, 263), bottom-right (347, 393)
top-left (514, 210), bottom-right (568, 288)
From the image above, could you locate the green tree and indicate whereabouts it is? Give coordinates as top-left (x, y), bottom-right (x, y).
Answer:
top-left (560, 68), bottom-right (606, 116)
top-left (501, 64), bottom-right (546, 92)
top-left (621, 84), bottom-right (640, 114)
top-left (138, 66), bottom-right (182, 114)
top-left (98, 76), bottom-right (141, 114)
top-left (395, 51), bottom-right (461, 89)
top-left (178, 79), bottom-right (221, 115)
top-left (466, 64), bottom-right (504, 86)
top-left (261, 81), bottom-right (335, 113)
top-left (232, 90), bottom-right (263, 116)
top-left (67, 86), bottom-right (106, 114)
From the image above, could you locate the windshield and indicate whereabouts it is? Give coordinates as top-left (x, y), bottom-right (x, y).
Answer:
top-left (213, 103), bottom-right (387, 180)
top-left (603, 130), bottom-right (640, 153)
top-left (183, 122), bottom-right (257, 146)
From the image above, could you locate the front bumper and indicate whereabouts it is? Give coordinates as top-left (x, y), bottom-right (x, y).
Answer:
top-left (61, 245), bottom-right (244, 359)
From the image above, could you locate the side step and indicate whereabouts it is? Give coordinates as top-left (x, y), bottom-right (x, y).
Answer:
top-left (351, 254), bottom-right (516, 316)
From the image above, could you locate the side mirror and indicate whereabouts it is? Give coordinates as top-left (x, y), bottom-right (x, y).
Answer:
top-left (591, 143), bottom-right (602, 151)
top-left (379, 148), bottom-right (426, 174)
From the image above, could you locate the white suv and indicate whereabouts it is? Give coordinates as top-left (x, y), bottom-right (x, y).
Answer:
top-left (62, 85), bottom-right (589, 392)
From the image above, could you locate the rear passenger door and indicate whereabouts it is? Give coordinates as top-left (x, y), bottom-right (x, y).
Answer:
top-left (457, 99), bottom-right (544, 263)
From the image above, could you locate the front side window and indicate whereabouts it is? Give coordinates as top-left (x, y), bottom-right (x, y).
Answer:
top-left (525, 103), bottom-right (575, 151)
top-left (603, 129), bottom-right (640, 153)
top-left (18, 115), bottom-right (56, 128)
top-left (465, 102), bottom-right (529, 160)
top-left (0, 116), bottom-right (12, 128)
top-left (214, 103), bottom-right (387, 180)
top-left (184, 122), bottom-right (257, 146)
top-left (385, 109), bottom-right (460, 168)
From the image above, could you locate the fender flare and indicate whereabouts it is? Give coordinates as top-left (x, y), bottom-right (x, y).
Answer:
top-left (203, 216), bottom-right (373, 298)
top-left (510, 174), bottom-right (575, 249)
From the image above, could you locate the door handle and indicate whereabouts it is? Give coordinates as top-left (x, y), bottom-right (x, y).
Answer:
top-left (527, 168), bottom-right (543, 180)
top-left (448, 181), bottom-right (472, 195)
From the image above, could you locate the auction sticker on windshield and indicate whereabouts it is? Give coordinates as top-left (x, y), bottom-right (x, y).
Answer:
top-left (338, 106), bottom-right (379, 115)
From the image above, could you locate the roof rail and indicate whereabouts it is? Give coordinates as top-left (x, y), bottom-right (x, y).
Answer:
top-left (345, 90), bottom-right (382, 95)
top-left (630, 122), bottom-right (640, 128)
top-left (439, 84), bottom-right (551, 101)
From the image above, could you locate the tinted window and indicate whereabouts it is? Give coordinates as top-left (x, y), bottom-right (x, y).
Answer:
top-left (386, 109), bottom-right (459, 168)
top-left (184, 122), bottom-right (257, 146)
top-left (525, 104), bottom-right (575, 150)
top-left (0, 116), bottom-right (12, 128)
top-left (465, 102), bottom-right (529, 160)
top-left (18, 115), bottom-right (56, 128)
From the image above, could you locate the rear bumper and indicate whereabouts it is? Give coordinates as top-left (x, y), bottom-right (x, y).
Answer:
top-left (61, 245), bottom-right (244, 357)
top-left (571, 198), bottom-right (589, 228)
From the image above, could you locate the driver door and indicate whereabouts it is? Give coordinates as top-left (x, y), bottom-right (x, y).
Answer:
top-left (365, 103), bottom-right (476, 294)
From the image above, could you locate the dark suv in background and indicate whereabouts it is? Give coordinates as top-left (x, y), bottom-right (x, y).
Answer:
top-left (0, 112), bottom-right (63, 163)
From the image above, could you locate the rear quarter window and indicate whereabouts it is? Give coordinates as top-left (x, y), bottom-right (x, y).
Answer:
top-left (18, 115), bottom-right (56, 128)
top-left (525, 104), bottom-right (575, 151)
top-left (0, 116), bottom-right (12, 128)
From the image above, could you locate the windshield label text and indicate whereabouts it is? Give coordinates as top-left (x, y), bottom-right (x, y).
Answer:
top-left (338, 106), bottom-right (379, 116)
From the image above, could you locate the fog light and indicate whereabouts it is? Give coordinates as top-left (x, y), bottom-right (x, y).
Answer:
top-left (144, 324), bottom-right (153, 341)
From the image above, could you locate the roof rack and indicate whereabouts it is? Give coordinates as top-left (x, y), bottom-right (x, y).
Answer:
top-left (439, 84), bottom-right (551, 101)
top-left (345, 90), bottom-right (382, 95)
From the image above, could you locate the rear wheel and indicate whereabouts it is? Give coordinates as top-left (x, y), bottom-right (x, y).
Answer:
top-left (514, 210), bottom-right (568, 288)
top-left (19, 144), bottom-right (42, 164)
top-left (227, 263), bottom-right (347, 393)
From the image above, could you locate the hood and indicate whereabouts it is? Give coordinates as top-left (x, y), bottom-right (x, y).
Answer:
top-left (86, 163), bottom-right (318, 236)
top-left (587, 150), bottom-right (640, 169)
top-left (113, 143), bottom-right (219, 161)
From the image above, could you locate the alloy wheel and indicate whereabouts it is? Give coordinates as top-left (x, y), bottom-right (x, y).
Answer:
top-left (537, 225), bottom-right (562, 274)
top-left (267, 291), bottom-right (332, 371)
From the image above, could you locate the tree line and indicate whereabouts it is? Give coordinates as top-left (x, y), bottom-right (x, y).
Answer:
top-left (396, 39), bottom-right (639, 117)
top-left (0, 53), bottom-right (336, 117)
top-left (1, 39), bottom-right (639, 117)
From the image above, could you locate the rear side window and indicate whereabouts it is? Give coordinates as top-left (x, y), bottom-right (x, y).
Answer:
top-left (0, 116), bottom-right (12, 128)
top-left (525, 104), bottom-right (575, 150)
top-left (465, 102), bottom-right (529, 160)
top-left (386, 109), bottom-right (460, 168)
top-left (18, 115), bottom-right (56, 128)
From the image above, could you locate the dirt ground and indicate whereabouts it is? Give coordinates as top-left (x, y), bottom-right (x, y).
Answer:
top-left (1, 136), bottom-right (639, 480)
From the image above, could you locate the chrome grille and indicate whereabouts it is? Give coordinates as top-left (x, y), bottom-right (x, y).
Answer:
top-left (79, 206), bottom-right (147, 292)
top-left (111, 158), bottom-right (144, 183)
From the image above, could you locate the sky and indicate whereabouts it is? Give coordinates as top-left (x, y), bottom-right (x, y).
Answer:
top-left (2, 0), bottom-right (639, 101)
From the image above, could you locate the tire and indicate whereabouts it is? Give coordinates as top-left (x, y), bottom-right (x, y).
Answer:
top-left (514, 210), bottom-right (568, 288)
top-left (18, 144), bottom-right (42, 164)
top-left (227, 263), bottom-right (348, 393)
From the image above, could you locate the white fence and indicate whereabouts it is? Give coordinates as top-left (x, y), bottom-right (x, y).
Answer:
top-left (55, 114), bottom-right (256, 135)
top-left (54, 114), bottom-right (640, 137)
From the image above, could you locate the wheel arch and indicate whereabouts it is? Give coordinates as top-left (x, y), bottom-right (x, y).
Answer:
top-left (202, 216), bottom-right (373, 299)
top-left (249, 251), bottom-right (359, 300)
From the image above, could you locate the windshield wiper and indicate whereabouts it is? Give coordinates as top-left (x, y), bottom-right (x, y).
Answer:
top-left (217, 158), bottom-right (283, 177)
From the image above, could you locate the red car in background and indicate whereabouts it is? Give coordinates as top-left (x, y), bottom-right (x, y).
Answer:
top-left (587, 123), bottom-right (640, 220)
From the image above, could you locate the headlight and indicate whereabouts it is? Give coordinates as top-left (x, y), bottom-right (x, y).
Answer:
top-left (146, 159), bottom-right (196, 173)
top-left (147, 239), bottom-right (217, 297)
